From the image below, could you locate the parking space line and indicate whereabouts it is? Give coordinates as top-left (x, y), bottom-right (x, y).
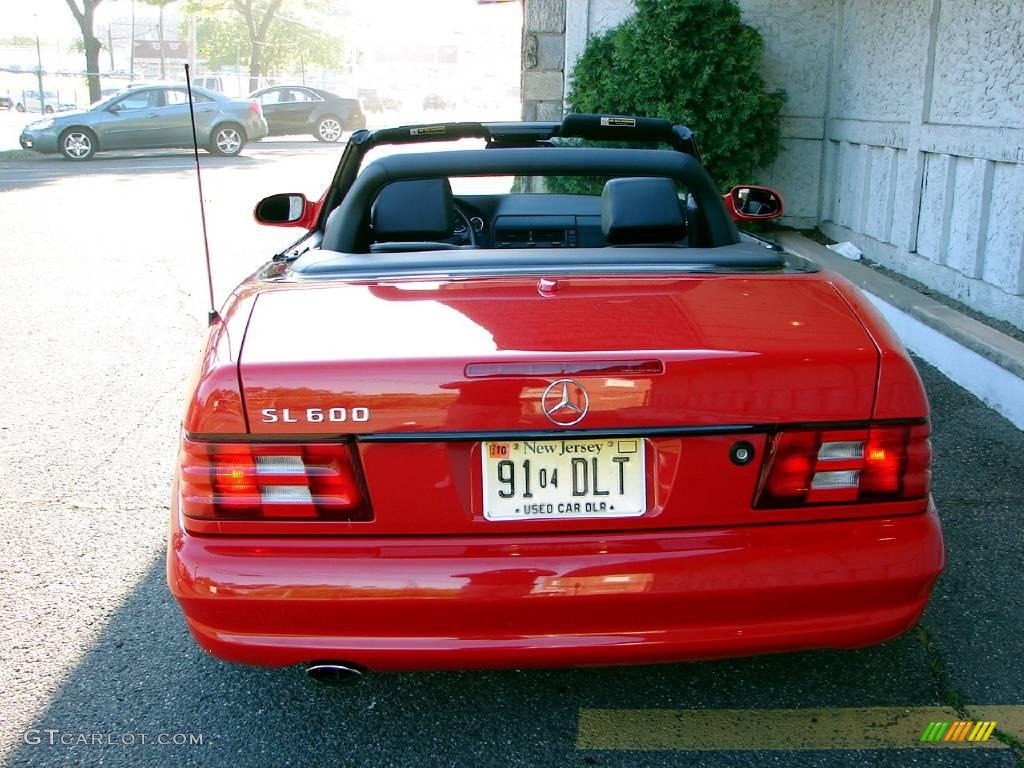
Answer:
top-left (577, 706), bottom-right (1024, 751)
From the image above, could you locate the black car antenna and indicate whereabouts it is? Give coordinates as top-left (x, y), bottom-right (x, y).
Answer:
top-left (184, 64), bottom-right (219, 325)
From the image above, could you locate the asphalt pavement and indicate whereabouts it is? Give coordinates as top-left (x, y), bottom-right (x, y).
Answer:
top-left (0, 145), bottom-right (1021, 768)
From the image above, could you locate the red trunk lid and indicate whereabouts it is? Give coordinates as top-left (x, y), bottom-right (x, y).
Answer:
top-left (239, 274), bottom-right (878, 433)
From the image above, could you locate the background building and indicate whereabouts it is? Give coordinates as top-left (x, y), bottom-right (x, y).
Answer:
top-left (522, 0), bottom-right (1024, 329)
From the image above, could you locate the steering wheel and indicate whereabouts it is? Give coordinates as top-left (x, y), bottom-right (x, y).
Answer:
top-left (453, 205), bottom-right (477, 247)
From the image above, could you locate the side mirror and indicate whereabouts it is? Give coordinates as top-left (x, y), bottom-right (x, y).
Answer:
top-left (254, 192), bottom-right (315, 228)
top-left (107, 103), bottom-right (120, 113)
top-left (724, 185), bottom-right (784, 222)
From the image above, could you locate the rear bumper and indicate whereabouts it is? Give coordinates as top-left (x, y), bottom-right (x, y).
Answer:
top-left (245, 116), bottom-right (269, 141)
top-left (168, 504), bottom-right (944, 671)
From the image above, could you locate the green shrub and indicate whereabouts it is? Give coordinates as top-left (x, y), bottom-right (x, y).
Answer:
top-left (551, 0), bottom-right (785, 194)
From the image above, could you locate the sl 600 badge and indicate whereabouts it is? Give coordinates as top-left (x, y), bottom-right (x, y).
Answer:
top-left (261, 407), bottom-right (371, 424)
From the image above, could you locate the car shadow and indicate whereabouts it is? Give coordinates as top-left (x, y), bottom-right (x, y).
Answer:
top-left (0, 150), bottom-right (265, 193)
top-left (28, 150), bottom-right (259, 167)
top-left (0, 140), bottom-right (350, 193)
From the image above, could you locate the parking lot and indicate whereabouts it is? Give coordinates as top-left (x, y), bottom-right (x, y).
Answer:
top-left (0, 144), bottom-right (1022, 767)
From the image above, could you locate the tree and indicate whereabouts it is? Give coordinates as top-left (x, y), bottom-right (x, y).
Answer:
top-left (64, 0), bottom-right (105, 103)
top-left (557, 0), bottom-right (785, 193)
top-left (187, 0), bottom-right (284, 90)
top-left (187, 1), bottom-right (344, 85)
top-left (139, 0), bottom-right (179, 79)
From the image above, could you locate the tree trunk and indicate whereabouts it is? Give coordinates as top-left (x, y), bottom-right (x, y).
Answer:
top-left (243, 0), bottom-right (282, 94)
top-left (248, 44), bottom-right (261, 93)
top-left (84, 33), bottom-right (102, 103)
top-left (65, 0), bottom-right (105, 104)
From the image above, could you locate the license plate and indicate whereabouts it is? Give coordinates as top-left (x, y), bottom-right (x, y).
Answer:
top-left (481, 438), bottom-right (646, 521)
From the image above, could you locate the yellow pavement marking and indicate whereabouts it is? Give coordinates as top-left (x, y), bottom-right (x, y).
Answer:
top-left (577, 706), bottom-right (1024, 751)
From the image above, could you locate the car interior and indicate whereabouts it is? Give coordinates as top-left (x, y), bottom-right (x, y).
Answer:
top-left (365, 176), bottom-right (695, 252)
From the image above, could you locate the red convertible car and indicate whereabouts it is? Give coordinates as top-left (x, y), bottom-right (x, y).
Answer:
top-left (168, 115), bottom-right (943, 682)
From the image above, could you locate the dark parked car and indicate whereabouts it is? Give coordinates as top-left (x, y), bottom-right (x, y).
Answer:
top-left (249, 85), bottom-right (365, 142)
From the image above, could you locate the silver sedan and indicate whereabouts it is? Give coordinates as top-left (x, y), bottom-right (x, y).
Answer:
top-left (18, 84), bottom-right (269, 160)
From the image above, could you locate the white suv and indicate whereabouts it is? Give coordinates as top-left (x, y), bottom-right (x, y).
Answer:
top-left (16, 90), bottom-right (76, 114)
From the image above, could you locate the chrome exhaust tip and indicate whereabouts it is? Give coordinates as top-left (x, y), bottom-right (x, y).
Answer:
top-left (305, 663), bottom-right (365, 686)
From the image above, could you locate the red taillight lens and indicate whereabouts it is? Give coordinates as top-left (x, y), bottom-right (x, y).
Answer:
top-left (248, 100), bottom-right (262, 115)
top-left (179, 439), bottom-right (371, 521)
top-left (762, 431), bottom-right (817, 501)
top-left (756, 422), bottom-right (931, 508)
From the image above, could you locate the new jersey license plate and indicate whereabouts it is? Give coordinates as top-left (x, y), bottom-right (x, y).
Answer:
top-left (481, 438), bottom-right (646, 521)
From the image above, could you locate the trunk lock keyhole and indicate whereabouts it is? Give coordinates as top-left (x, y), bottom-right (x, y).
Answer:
top-left (730, 441), bottom-right (755, 466)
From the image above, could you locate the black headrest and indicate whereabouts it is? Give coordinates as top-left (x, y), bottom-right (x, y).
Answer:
top-left (371, 178), bottom-right (454, 241)
top-left (601, 177), bottom-right (687, 244)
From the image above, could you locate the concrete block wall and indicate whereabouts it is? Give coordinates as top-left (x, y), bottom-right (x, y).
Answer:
top-left (819, 0), bottom-right (1024, 330)
top-left (526, 0), bottom-right (1024, 329)
top-left (734, 0), bottom-right (834, 229)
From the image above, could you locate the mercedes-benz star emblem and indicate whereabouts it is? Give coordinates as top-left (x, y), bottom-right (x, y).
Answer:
top-left (541, 379), bottom-right (589, 426)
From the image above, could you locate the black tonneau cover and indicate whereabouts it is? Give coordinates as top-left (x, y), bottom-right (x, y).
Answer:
top-left (289, 242), bottom-right (791, 280)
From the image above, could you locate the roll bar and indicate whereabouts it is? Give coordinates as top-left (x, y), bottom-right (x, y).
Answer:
top-left (316, 114), bottom-right (704, 233)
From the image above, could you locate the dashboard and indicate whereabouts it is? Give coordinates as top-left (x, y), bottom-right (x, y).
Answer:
top-left (450, 194), bottom-right (609, 249)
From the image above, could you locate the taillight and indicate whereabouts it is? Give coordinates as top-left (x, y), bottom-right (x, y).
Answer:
top-left (248, 100), bottom-right (262, 115)
top-left (179, 438), bottom-right (371, 521)
top-left (755, 423), bottom-right (931, 508)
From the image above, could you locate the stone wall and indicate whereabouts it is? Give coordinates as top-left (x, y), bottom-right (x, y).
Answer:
top-left (525, 0), bottom-right (1024, 329)
top-left (521, 0), bottom-right (567, 120)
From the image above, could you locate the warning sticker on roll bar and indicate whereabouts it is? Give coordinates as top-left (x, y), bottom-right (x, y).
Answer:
top-left (410, 125), bottom-right (446, 136)
top-left (600, 117), bottom-right (636, 127)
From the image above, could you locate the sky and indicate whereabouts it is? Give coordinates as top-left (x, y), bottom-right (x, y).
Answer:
top-left (4, 0), bottom-right (509, 41)
top-left (5, 1), bottom-right (77, 36)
